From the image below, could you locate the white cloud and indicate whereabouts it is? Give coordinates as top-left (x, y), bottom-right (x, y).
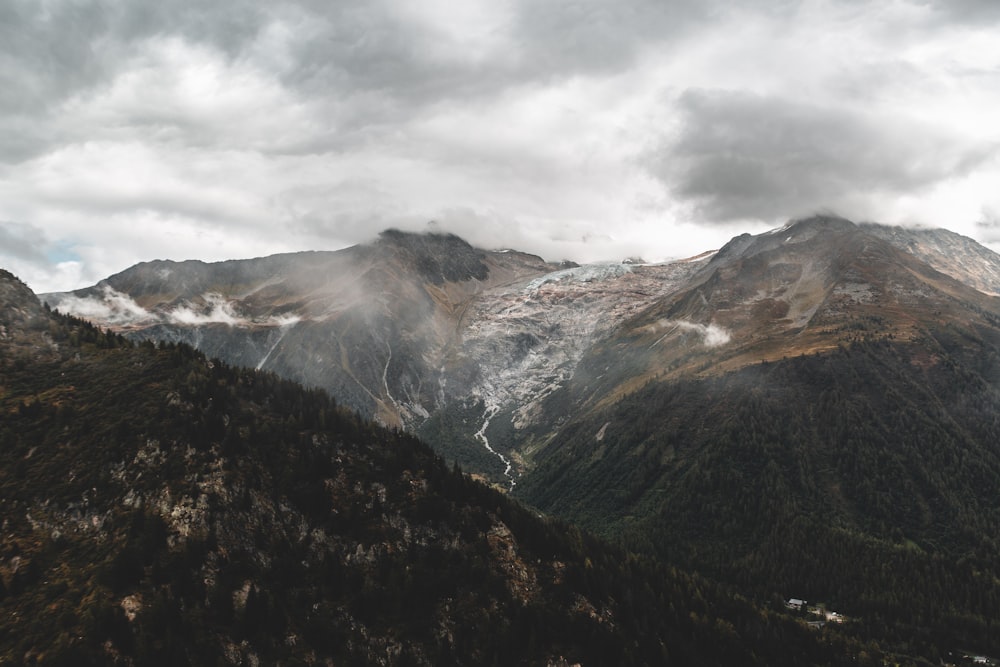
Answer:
top-left (673, 321), bottom-right (731, 348)
top-left (50, 287), bottom-right (305, 330)
top-left (168, 293), bottom-right (247, 326)
top-left (166, 293), bottom-right (303, 327)
top-left (648, 319), bottom-right (732, 348)
top-left (48, 286), bottom-right (153, 326)
top-left (2, 0), bottom-right (1000, 292)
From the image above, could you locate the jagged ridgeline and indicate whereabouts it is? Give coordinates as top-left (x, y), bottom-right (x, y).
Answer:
top-left (0, 270), bottom-right (870, 665)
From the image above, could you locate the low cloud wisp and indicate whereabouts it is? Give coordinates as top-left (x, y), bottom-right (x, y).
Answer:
top-left (50, 289), bottom-right (302, 330)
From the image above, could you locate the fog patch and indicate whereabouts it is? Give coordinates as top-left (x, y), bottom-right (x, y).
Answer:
top-left (678, 321), bottom-right (731, 347)
top-left (50, 287), bottom-right (306, 330)
top-left (51, 286), bottom-right (153, 326)
top-left (168, 294), bottom-right (304, 328)
top-left (168, 293), bottom-right (243, 326)
top-left (652, 319), bottom-right (731, 348)
top-left (269, 314), bottom-right (302, 327)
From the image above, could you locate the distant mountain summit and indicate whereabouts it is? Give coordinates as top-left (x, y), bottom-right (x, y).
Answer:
top-left (515, 216), bottom-right (1000, 656)
top-left (374, 229), bottom-right (491, 284)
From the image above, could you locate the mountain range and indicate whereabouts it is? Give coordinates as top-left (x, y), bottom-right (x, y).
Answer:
top-left (32, 215), bottom-right (1000, 659)
top-left (1, 267), bottom-right (873, 665)
top-left (42, 218), bottom-right (1000, 483)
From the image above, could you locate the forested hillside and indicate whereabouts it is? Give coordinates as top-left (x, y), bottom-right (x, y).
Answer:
top-left (520, 335), bottom-right (1000, 658)
top-left (1, 268), bottom-right (875, 665)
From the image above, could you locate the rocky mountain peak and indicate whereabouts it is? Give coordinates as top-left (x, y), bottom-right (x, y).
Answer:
top-left (0, 268), bottom-right (36, 306)
top-left (710, 215), bottom-right (858, 268)
top-left (374, 229), bottom-right (490, 285)
top-left (783, 214), bottom-right (856, 234)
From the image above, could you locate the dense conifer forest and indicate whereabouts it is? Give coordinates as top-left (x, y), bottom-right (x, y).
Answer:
top-left (1, 272), bottom-right (883, 665)
top-left (520, 335), bottom-right (1000, 659)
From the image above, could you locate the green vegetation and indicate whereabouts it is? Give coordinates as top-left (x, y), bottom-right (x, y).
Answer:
top-left (1, 282), bottom-right (878, 665)
top-left (519, 335), bottom-right (1000, 659)
top-left (417, 399), bottom-right (516, 485)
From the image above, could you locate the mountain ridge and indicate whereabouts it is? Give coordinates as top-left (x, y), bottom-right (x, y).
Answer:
top-left (511, 218), bottom-right (1000, 655)
top-left (0, 267), bottom-right (875, 665)
top-left (40, 217), bottom-right (1000, 486)
top-left (20, 215), bottom-right (1000, 657)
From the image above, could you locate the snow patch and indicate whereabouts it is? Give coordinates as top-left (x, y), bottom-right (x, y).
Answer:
top-left (525, 263), bottom-right (631, 291)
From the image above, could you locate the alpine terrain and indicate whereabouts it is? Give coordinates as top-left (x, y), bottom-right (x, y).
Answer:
top-left (40, 215), bottom-right (1000, 659)
top-left (2, 267), bottom-right (879, 665)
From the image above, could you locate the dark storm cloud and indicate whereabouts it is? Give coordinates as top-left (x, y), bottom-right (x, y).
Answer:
top-left (0, 0), bottom-right (716, 156)
top-left (647, 89), bottom-right (996, 223)
top-left (0, 221), bottom-right (48, 266)
top-left (0, 1), bottom-right (118, 161)
top-left (0, 1), bottom-right (113, 114)
top-left (919, 0), bottom-right (1000, 22)
top-left (511, 0), bottom-right (704, 74)
top-left (1, 1), bottom-right (499, 161)
top-left (0, 0), bottom-right (915, 165)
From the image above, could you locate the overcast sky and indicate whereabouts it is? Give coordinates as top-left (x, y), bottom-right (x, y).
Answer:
top-left (2, 0), bottom-right (999, 293)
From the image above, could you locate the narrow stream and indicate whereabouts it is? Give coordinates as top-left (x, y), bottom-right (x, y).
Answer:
top-left (475, 404), bottom-right (517, 492)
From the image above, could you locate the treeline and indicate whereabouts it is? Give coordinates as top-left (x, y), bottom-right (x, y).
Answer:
top-left (1, 302), bottom-right (881, 665)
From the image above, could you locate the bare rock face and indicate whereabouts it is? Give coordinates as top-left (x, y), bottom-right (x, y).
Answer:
top-left (41, 233), bottom-right (547, 428)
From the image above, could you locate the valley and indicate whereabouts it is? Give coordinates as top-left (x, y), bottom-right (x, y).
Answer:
top-left (27, 215), bottom-right (1000, 661)
top-left (0, 267), bottom-right (874, 665)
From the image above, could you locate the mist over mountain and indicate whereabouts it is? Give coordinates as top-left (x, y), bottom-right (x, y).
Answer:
top-left (35, 216), bottom-right (1000, 658)
top-left (43, 229), bottom-right (706, 484)
top-left (516, 216), bottom-right (1000, 655)
top-left (1, 268), bottom-right (881, 665)
top-left (43, 217), bottom-right (1000, 484)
